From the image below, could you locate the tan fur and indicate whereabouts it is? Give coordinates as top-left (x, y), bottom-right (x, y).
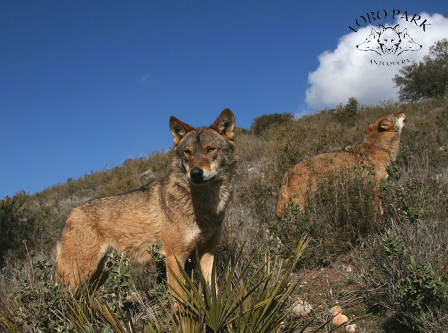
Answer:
top-left (275, 112), bottom-right (406, 218)
top-left (55, 109), bottom-right (236, 294)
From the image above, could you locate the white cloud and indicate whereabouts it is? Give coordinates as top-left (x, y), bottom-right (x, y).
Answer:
top-left (305, 13), bottom-right (448, 110)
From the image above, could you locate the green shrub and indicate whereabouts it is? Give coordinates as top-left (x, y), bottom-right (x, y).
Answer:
top-left (333, 97), bottom-right (360, 125)
top-left (146, 242), bottom-right (169, 302)
top-left (5, 257), bottom-right (72, 332)
top-left (358, 225), bottom-right (448, 332)
top-left (380, 177), bottom-right (432, 224)
top-left (393, 39), bottom-right (448, 102)
top-left (0, 192), bottom-right (41, 266)
top-left (396, 256), bottom-right (447, 315)
top-left (250, 113), bottom-right (293, 136)
top-left (100, 252), bottom-right (134, 314)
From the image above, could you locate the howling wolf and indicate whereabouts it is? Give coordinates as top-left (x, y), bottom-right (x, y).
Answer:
top-left (276, 113), bottom-right (406, 217)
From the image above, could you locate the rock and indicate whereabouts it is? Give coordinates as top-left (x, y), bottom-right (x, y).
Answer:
top-left (346, 324), bottom-right (358, 333)
top-left (292, 300), bottom-right (313, 317)
top-left (333, 313), bottom-right (349, 326)
top-left (343, 264), bottom-right (353, 273)
top-left (329, 305), bottom-right (343, 316)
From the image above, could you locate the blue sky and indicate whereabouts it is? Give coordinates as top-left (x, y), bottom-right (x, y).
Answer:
top-left (1, 1), bottom-right (447, 198)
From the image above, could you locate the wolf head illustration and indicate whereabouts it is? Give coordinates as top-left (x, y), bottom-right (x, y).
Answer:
top-left (377, 24), bottom-right (401, 55)
top-left (396, 28), bottom-right (422, 55)
top-left (356, 28), bottom-right (381, 56)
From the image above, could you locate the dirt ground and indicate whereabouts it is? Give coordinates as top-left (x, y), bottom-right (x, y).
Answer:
top-left (290, 256), bottom-right (386, 333)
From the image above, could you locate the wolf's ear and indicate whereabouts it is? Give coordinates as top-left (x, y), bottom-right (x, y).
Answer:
top-left (379, 119), bottom-right (391, 131)
top-left (379, 25), bottom-right (385, 33)
top-left (169, 116), bottom-right (193, 146)
top-left (211, 108), bottom-right (235, 141)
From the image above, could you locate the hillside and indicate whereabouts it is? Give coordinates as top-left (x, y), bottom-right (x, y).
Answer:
top-left (1, 97), bottom-right (447, 332)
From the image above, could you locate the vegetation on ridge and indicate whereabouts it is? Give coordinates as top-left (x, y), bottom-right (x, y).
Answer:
top-left (1, 92), bottom-right (448, 330)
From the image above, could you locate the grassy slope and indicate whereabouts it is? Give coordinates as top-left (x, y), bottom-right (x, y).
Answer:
top-left (1, 97), bottom-right (447, 332)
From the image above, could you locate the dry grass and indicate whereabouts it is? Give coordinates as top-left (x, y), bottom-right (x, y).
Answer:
top-left (1, 97), bottom-right (448, 332)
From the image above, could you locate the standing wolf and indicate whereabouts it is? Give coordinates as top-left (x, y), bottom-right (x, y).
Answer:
top-left (56, 109), bottom-right (236, 294)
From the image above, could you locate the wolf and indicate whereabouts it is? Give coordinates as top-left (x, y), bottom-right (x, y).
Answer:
top-left (356, 28), bottom-right (381, 56)
top-left (275, 113), bottom-right (406, 218)
top-left (396, 28), bottom-right (422, 56)
top-left (55, 109), bottom-right (237, 294)
top-left (377, 24), bottom-right (401, 55)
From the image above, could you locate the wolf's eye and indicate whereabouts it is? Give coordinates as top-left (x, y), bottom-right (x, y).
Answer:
top-left (184, 149), bottom-right (191, 156)
top-left (207, 147), bottom-right (216, 153)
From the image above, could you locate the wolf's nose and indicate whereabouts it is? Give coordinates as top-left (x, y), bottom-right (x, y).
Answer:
top-left (190, 167), bottom-right (204, 182)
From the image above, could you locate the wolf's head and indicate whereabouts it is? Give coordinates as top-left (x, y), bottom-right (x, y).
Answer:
top-left (366, 112), bottom-right (406, 135)
top-left (364, 112), bottom-right (406, 160)
top-left (169, 109), bottom-right (236, 186)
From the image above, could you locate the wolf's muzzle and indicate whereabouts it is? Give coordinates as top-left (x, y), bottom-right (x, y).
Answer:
top-left (190, 167), bottom-right (204, 184)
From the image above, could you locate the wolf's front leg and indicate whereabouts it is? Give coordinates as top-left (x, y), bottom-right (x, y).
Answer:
top-left (199, 250), bottom-right (219, 294)
top-left (165, 254), bottom-right (186, 299)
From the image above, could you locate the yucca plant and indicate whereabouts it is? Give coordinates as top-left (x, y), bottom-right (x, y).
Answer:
top-left (91, 301), bottom-right (136, 333)
top-left (64, 278), bottom-right (108, 332)
top-left (168, 237), bottom-right (309, 333)
top-left (91, 238), bottom-right (309, 332)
